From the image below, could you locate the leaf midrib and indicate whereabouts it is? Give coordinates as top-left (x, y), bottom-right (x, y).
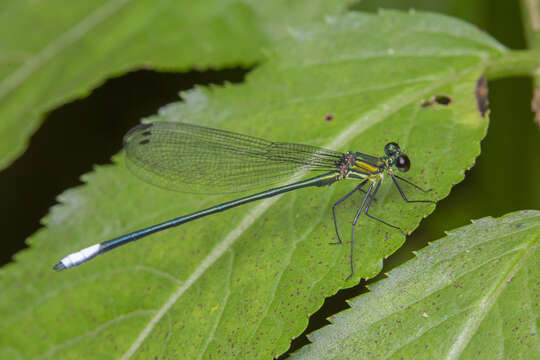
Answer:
top-left (444, 233), bottom-right (540, 359)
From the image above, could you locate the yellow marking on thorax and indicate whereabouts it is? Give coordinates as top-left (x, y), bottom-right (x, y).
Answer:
top-left (352, 160), bottom-right (379, 174)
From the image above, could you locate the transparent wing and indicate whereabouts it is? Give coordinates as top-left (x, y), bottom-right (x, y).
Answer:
top-left (123, 122), bottom-right (343, 193)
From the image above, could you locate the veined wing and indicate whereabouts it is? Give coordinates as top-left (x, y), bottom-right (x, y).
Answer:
top-left (123, 122), bottom-right (343, 193)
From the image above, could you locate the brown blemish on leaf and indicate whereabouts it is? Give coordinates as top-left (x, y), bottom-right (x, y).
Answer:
top-left (475, 74), bottom-right (489, 117)
top-left (530, 89), bottom-right (540, 127)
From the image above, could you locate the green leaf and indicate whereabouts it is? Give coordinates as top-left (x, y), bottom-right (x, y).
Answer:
top-left (293, 210), bottom-right (540, 359)
top-left (1, 10), bottom-right (502, 359)
top-left (0, 0), bottom-right (348, 169)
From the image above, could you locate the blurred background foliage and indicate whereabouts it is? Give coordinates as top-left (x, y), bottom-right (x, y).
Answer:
top-left (1, 0), bottom-right (539, 355)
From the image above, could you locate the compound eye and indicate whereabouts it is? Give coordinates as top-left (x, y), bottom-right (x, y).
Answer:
top-left (384, 142), bottom-right (400, 156)
top-left (396, 154), bottom-right (410, 172)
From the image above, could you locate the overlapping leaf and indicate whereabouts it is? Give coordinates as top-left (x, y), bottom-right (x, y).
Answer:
top-left (294, 210), bottom-right (540, 359)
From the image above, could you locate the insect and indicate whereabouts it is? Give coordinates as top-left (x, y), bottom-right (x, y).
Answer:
top-left (54, 122), bottom-right (434, 279)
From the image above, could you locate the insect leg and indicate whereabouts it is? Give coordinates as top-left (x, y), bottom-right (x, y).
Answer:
top-left (391, 174), bottom-right (435, 203)
top-left (330, 179), bottom-right (368, 245)
top-left (346, 182), bottom-right (374, 280)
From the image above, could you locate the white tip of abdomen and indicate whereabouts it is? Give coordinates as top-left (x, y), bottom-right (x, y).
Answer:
top-left (53, 244), bottom-right (101, 271)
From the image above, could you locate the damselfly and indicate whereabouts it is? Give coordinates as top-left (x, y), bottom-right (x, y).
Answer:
top-left (54, 122), bottom-right (434, 279)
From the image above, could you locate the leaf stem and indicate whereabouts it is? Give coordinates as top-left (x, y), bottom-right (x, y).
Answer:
top-left (486, 49), bottom-right (540, 80)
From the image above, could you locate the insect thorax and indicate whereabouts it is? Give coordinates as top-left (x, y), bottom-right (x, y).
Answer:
top-left (336, 152), bottom-right (385, 181)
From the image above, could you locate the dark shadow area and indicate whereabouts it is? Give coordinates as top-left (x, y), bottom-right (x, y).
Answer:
top-left (0, 68), bottom-right (249, 266)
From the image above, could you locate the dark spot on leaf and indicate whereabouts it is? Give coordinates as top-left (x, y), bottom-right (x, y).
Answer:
top-left (421, 94), bottom-right (453, 107)
top-left (324, 114), bottom-right (334, 122)
top-left (139, 139), bottom-right (150, 145)
top-left (141, 131), bottom-right (152, 136)
top-left (515, 223), bottom-right (523, 228)
top-left (475, 74), bottom-right (489, 117)
top-left (434, 94), bottom-right (452, 105)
